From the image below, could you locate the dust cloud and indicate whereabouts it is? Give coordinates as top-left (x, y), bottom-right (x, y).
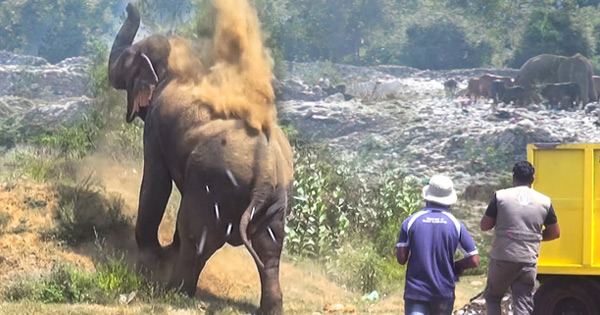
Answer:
top-left (167, 0), bottom-right (276, 134)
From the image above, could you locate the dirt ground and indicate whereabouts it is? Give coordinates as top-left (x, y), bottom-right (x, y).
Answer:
top-left (0, 156), bottom-right (486, 314)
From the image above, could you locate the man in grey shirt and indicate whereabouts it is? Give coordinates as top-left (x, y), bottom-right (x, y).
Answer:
top-left (481, 161), bottom-right (560, 315)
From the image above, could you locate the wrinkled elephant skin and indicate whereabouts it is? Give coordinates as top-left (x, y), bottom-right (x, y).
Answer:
top-left (107, 4), bottom-right (293, 315)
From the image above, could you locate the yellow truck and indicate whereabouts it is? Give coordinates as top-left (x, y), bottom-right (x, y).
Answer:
top-left (528, 143), bottom-right (600, 314)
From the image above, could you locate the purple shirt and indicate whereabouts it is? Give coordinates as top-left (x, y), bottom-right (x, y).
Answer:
top-left (396, 206), bottom-right (478, 301)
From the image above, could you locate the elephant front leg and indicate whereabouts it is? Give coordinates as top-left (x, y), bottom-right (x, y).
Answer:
top-left (253, 212), bottom-right (285, 315)
top-left (136, 153), bottom-right (173, 258)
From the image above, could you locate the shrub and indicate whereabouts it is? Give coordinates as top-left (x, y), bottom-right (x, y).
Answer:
top-left (511, 9), bottom-right (592, 68)
top-left (285, 147), bottom-right (352, 260)
top-left (48, 175), bottom-right (131, 246)
top-left (327, 242), bottom-right (405, 294)
top-left (401, 21), bottom-right (493, 70)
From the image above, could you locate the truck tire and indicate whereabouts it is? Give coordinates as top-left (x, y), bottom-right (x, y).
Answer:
top-left (533, 277), bottom-right (600, 315)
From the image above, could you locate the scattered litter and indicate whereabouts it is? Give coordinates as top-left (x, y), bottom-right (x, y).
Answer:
top-left (361, 290), bottom-right (379, 302)
top-left (453, 291), bottom-right (513, 315)
top-left (119, 291), bottom-right (136, 304)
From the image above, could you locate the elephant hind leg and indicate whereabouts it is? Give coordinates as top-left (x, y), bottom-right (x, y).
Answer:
top-left (251, 202), bottom-right (286, 315)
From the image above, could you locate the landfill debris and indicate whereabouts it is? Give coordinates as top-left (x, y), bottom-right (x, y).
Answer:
top-left (361, 290), bottom-right (379, 302)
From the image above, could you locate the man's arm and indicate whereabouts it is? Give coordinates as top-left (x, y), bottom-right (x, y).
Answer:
top-left (455, 254), bottom-right (479, 275)
top-left (396, 218), bottom-right (410, 265)
top-left (542, 204), bottom-right (560, 241)
top-left (456, 222), bottom-right (479, 275)
top-left (396, 247), bottom-right (409, 265)
top-left (481, 193), bottom-right (498, 231)
top-left (481, 215), bottom-right (496, 231)
top-left (542, 223), bottom-right (560, 241)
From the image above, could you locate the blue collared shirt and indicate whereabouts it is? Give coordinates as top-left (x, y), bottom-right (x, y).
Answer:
top-left (396, 206), bottom-right (478, 301)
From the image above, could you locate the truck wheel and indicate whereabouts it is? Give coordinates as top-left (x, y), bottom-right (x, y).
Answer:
top-left (533, 277), bottom-right (600, 315)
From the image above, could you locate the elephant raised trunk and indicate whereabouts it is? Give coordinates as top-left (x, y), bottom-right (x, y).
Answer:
top-left (108, 3), bottom-right (140, 89)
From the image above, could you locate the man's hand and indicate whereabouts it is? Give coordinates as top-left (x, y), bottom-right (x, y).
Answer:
top-left (542, 223), bottom-right (560, 241)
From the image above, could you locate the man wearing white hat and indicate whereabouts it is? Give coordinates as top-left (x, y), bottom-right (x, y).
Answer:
top-left (396, 174), bottom-right (479, 315)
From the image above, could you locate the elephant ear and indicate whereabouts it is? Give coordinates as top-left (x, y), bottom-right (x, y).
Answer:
top-left (129, 52), bottom-right (159, 121)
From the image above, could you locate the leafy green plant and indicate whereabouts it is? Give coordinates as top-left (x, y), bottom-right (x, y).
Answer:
top-left (327, 242), bottom-right (405, 294)
top-left (286, 147), bottom-right (351, 260)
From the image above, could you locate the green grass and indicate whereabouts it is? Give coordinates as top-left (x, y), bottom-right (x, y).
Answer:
top-left (3, 258), bottom-right (195, 308)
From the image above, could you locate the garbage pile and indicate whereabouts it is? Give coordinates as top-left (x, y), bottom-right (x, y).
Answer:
top-left (454, 292), bottom-right (513, 315)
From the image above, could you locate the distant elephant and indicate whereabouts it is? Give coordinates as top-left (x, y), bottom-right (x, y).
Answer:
top-left (500, 86), bottom-right (525, 106)
top-left (541, 82), bottom-right (580, 110)
top-left (593, 75), bottom-right (600, 99)
top-left (516, 53), bottom-right (597, 105)
top-left (478, 74), bottom-right (513, 99)
top-left (108, 4), bottom-right (293, 315)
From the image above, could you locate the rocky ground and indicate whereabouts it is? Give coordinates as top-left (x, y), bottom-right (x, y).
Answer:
top-left (0, 50), bottom-right (92, 145)
top-left (277, 61), bottom-right (600, 193)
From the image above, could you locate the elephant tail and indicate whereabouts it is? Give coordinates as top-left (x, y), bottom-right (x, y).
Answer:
top-left (239, 185), bottom-right (287, 272)
top-left (239, 196), bottom-right (266, 270)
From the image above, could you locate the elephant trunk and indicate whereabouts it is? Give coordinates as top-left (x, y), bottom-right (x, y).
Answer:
top-left (108, 3), bottom-right (141, 89)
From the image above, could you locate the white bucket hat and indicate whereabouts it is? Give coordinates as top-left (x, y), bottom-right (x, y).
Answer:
top-left (422, 175), bottom-right (457, 206)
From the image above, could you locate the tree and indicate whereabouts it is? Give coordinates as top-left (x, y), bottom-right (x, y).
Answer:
top-left (511, 9), bottom-right (592, 67)
top-left (401, 22), bottom-right (492, 70)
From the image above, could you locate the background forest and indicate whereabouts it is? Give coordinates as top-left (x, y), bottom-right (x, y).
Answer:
top-left (2, 0), bottom-right (600, 70)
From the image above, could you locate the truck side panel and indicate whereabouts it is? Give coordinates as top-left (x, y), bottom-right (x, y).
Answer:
top-left (594, 149), bottom-right (600, 266)
top-left (534, 149), bottom-right (585, 266)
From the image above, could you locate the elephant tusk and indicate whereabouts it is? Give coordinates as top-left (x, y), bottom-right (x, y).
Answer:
top-left (251, 207), bottom-right (256, 220)
top-left (205, 185), bottom-right (210, 193)
top-left (197, 226), bottom-right (208, 256)
top-left (226, 169), bottom-right (238, 187)
top-left (226, 223), bottom-right (233, 237)
top-left (214, 203), bottom-right (220, 221)
top-left (267, 226), bottom-right (276, 242)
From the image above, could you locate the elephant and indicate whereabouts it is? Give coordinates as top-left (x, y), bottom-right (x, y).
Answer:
top-left (593, 75), bottom-right (600, 99)
top-left (516, 53), bottom-right (597, 106)
top-left (107, 4), bottom-right (293, 315)
top-left (541, 82), bottom-right (580, 109)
